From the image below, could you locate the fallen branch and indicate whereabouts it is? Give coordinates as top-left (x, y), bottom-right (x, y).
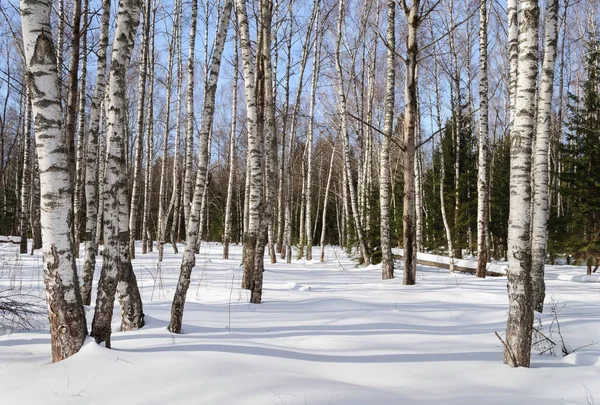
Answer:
top-left (495, 331), bottom-right (518, 368)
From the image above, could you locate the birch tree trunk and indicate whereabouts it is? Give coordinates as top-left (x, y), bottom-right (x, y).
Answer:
top-left (19, 94), bottom-right (32, 255)
top-left (129, 0), bottom-right (151, 259)
top-left (380, 0), bottom-right (395, 280)
top-left (304, 2), bottom-right (320, 261)
top-left (401, 0), bottom-right (419, 285)
top-left (476, 0), bottom-right (489, 278)
top-left (335, 0), bottom-right (369, 265)
top-left (157, 2), bottom-right (178, 262)
top-left (183, 0), bottom-right (199, 229)
top-left (142, 8), bottom-right (156, 254)
top-left (170, 0), bottom-right (183, 253)
top-left (168, 0), bottom-right (233, 333)
top-left (64, 0), bottom-right (82, 233)
top-left (91, 0), bottom-right (145, 347)
top-left (531, 0), bottom-right (558, 313)
top-left (430, 28), bottom-right (455, 272)
top-left (261, 0), bottom-right (278, 266)
top-left (223, 22), bottom-right (238, 260)
top-left (30, 146), bottom-right (42, 253)
top-left (20, 0), bottom-right (87, 361)
top-left (81, 0), bottom-right (111, 306)
top-left (277, 16), bottom-right (292, 257)
top-left (74, 0), bottom-right (88, 258)
top-left (282, 3), bottom-right (317, 263)
top-left (239, 0), bottom-right (266, 300)
top-left (504, 0), bottom-right (539, 368)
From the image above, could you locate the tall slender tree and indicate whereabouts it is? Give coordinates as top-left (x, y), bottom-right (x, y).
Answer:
top-left (504, 0), bottom-right (539, 368)
top-left (531, 0), bottom-right (558, 312)
top-left (168, 0), bottom-right (233, 333)
top-left (381, 0), bottom-right (395, 280)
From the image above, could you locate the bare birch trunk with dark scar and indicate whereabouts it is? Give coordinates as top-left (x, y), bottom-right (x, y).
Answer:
top-left (223, 22), bottom-right (238, 260)
top-left (504, 0), bottom-right (539, 368)
top-left (476, 0), bottom-right (489, 278)
top-left (81, 0), bottom-right (110, 305)
top-left (168, 0), bottom-right (232, 333)
top-left (532, 0), bottom-right (558, 313)
top-left (401, 0), bottom-right (419, 285)
top-left (20, 0), bottom-right (87, 361)
top-left (91, 0), bottom-right (145, 348)
top-left (380, 0), bottom-right (395, 280)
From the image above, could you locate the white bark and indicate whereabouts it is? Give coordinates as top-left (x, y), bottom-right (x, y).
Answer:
top-left (304, 1), bottom-right (320, 262)
top-left (142, 7), bottom-right (156, 254)
top-left (20, 0), bottom-right (87, 361)
top-left (157, 1), bottom-right (178, 262)
top-left (91, 0), bottom-right (145, 347)
top-left (182, 0), bottom-right (199, 229)
top-left (532, 0), bottom-right (558, 312)
top-left (81, 0), bottom-right (111, 305)
top-left (168, 0), bottom-right (233, 332)
top-left (19, 94), bottom-right (32, 255)
top-left (380, 0), bottom-right (395, 280)
top-left (223, 20), bottom-right (238, 260)
top-left (476, 0), bottom-right (489, 278)
top-left (504, 0), bottom-right (539, 368)
top-left (335, 0), bottom-right (369, 265)
top-left (129, 0), bottom-right (151, 259)
top-left (237, 0), bottom-right (264, 302)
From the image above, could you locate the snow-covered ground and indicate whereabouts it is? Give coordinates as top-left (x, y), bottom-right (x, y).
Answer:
top-left (0, 241), bottom-right (598, 404)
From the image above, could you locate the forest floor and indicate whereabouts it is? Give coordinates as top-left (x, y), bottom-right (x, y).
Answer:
top-left (0, 241), bottom-right (599, 404)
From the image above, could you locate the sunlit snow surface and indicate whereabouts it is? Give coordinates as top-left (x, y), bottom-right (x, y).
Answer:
top-left (0, 241), bottom-right (598, 404)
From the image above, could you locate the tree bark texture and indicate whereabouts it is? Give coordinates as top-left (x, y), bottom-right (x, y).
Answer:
top-left (20, 0), bottom-right (88, 361)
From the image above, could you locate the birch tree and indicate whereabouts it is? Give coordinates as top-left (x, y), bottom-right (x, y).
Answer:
top-left (476, 0), bottom-right (489, 278)
top-left (380, 0), bottom-right (395, 280)
top-left (129, 0), bottom-right (151, 258)
top-left (20, 0), bottom-right (87, 361)
top-left (401, 0), bottom-right (420, 285)
top-left (532, 0), bottom-right (558, 312)
top-left (157, 1), bottom-right (178, 262)
top-left (183, 0), bottom-right (199, 228)
top-left (504, 0), bottom-right (539, 368)
top-left (335, 0), bottom-right (369, 265)
top-left (81, 0), bottom-right (110, 306)
top-left (168, 0), bottom-right (233, 333)
top-left (19, 94), bottom-right (31, 255)
top-left (223, 18), bottom-right (238, 260)
top-left (304, 1), bottom-right (320, 261)
top-left (91, 0), bottom-right (145, 348)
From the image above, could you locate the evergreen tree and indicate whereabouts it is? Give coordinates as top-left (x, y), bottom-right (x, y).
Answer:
top-left (557, 39), bottom-right (600, 275)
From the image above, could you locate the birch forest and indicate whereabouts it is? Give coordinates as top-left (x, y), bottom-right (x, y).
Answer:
top-left (1, 0), bottom-right (600, 379)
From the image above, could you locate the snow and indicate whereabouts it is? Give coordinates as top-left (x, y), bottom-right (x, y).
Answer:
top-left (0, 241), bottom-right (599, 404)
